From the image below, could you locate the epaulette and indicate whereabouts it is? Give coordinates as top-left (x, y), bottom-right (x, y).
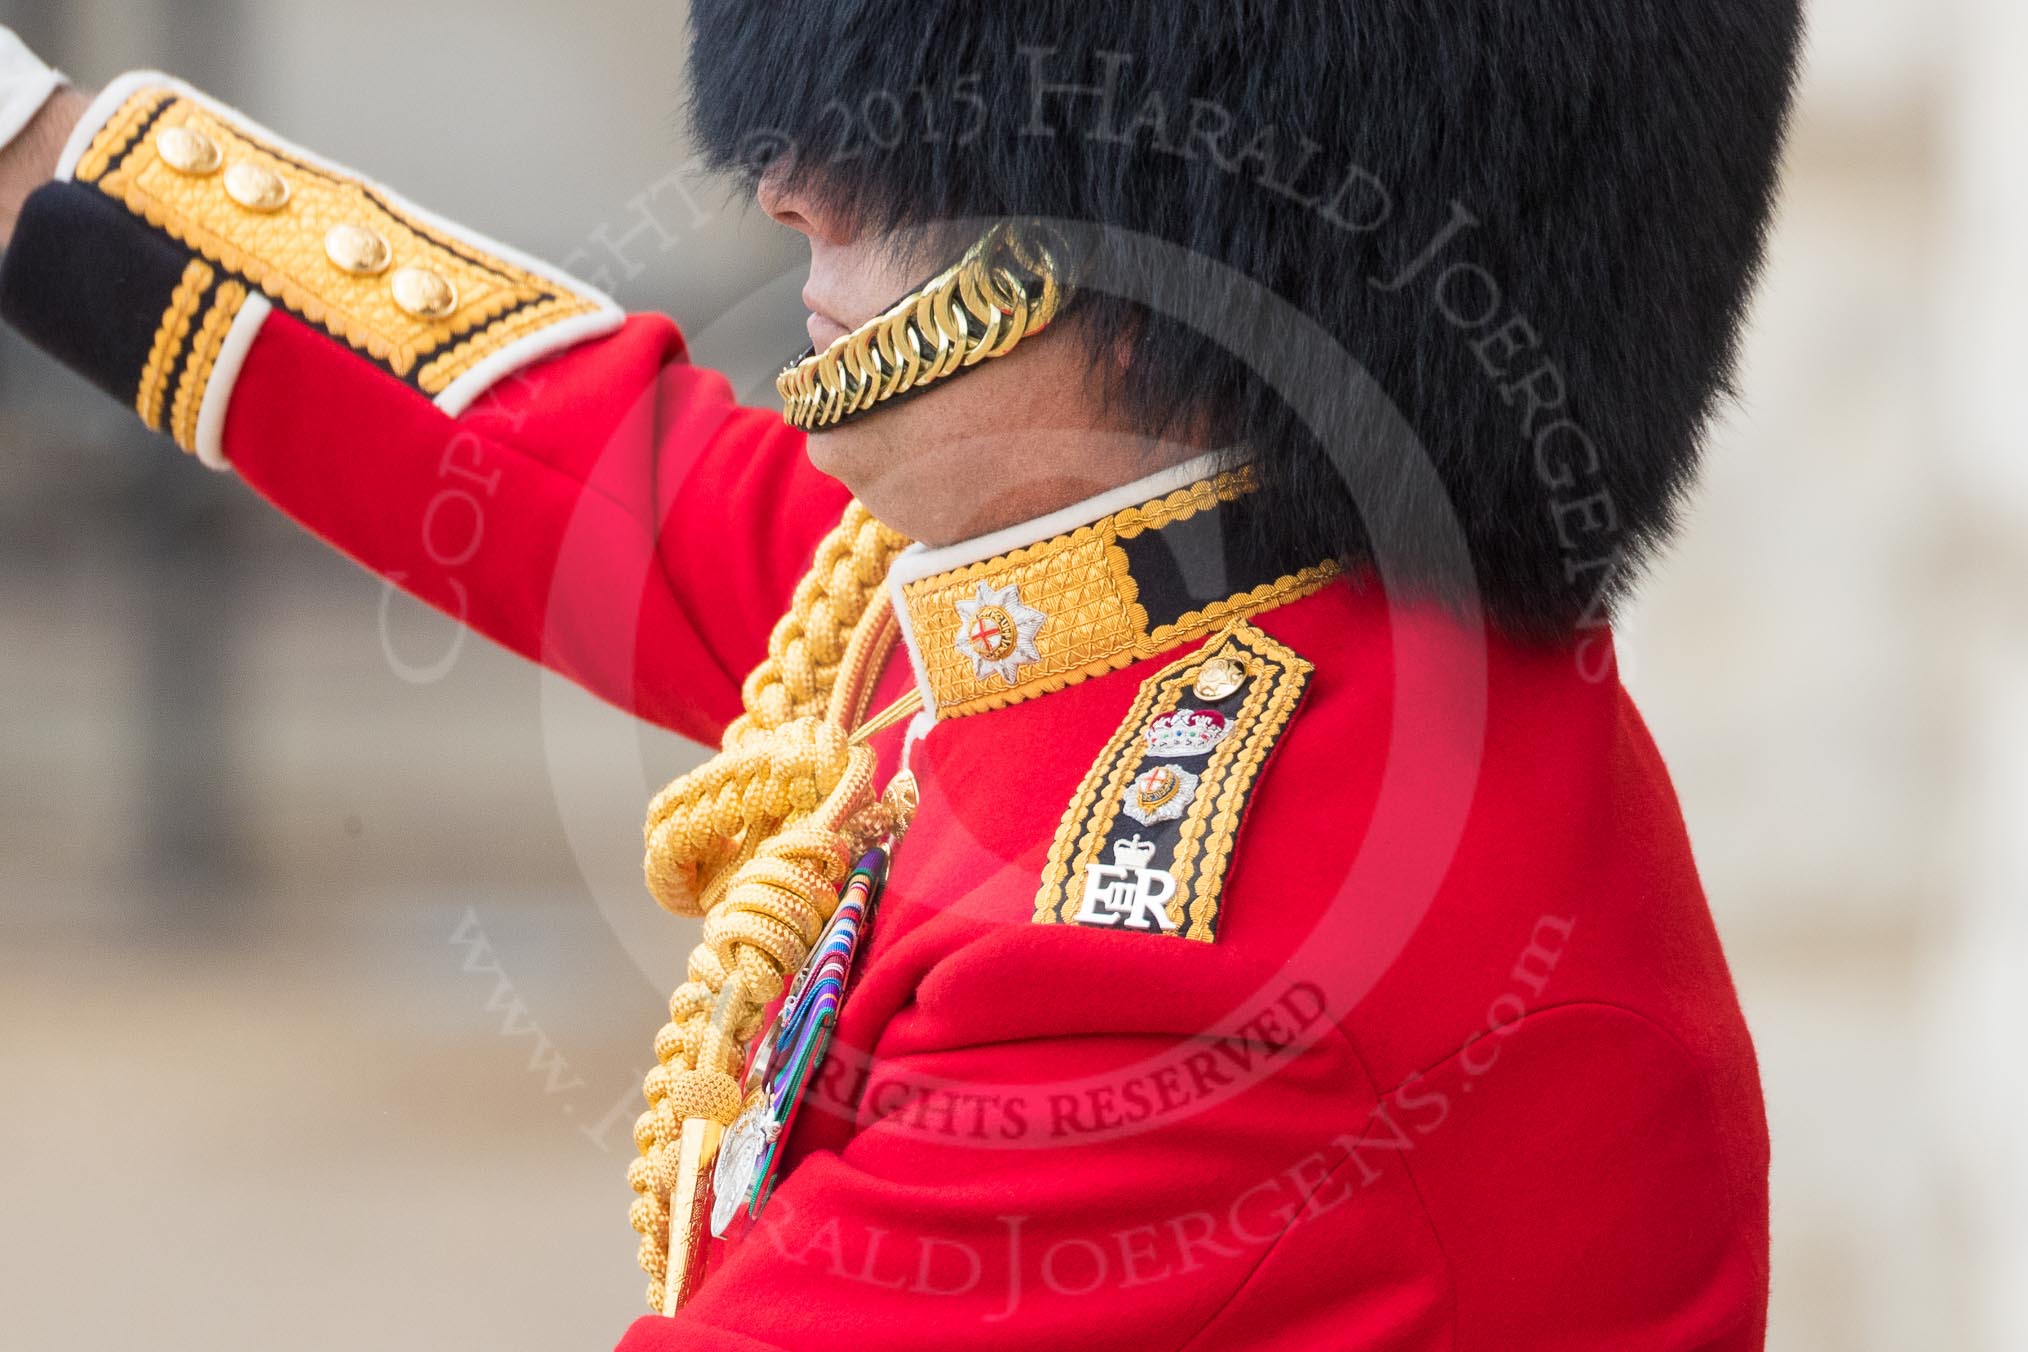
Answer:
top-left (1032, 620), bottom-right (1313, 943)
top-left (0, 72), bottom-right (621, 468)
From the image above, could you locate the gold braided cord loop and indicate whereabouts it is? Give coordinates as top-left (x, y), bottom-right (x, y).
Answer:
top-left (643, 505), bottom-right (905, 917)
top-left (776, 220), bottom-right (1074, 433)
top-left (631, 501), bottom-right (911, 1311)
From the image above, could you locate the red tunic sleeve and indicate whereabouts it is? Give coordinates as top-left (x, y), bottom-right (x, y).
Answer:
top-left (222, 309), bottom-right (844, 744)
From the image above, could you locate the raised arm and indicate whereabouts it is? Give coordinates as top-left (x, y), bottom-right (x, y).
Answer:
top-left (0, 58), bottom-right (847, 745)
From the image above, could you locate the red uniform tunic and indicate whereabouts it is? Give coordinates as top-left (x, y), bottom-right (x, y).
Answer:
top-left (1, 75), bottom-right (1771, 1351)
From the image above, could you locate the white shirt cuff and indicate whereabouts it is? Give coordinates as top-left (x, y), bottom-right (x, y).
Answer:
top-left (0, 30), bottom-right (66, 156)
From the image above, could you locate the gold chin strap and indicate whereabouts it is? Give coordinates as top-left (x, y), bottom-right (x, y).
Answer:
top-left (776, 219), bottom-right (1074, 433)
top-left (628, 502), bottom-right (917, 1314)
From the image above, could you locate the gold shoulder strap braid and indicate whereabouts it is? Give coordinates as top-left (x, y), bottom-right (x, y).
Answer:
top-left (629, 503), bottom-right (917, 1312)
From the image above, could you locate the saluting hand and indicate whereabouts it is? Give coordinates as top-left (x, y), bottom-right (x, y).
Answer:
top-left (0, 28), bottom-right (88, 250)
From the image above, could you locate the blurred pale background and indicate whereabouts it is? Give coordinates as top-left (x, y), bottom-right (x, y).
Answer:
top-left (0, 2), bottom-right (2020, 1349)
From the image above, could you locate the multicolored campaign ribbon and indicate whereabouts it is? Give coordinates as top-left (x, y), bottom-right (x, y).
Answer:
top-left (710, 847), bottom-right (888, 1237)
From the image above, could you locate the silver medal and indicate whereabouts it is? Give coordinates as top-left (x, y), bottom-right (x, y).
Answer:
top-left (710, 1097), bottom-right (778, 1238)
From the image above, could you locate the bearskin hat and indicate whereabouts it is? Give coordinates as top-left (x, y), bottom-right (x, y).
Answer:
top-left (688, 0), bottom-right (1805, 640)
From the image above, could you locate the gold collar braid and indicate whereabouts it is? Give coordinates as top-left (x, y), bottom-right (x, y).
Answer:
top-left (628, 502), bottom-right (915, 1312)
top-left (775, 220), bottom-right (1074, 433)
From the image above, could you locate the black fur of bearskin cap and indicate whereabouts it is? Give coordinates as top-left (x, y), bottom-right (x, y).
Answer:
top-left (689, 1), bottom-right (1805, 642)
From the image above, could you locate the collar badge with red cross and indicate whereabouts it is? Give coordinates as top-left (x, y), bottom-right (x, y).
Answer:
top-left (952, 579), bottom-right (1048, 685)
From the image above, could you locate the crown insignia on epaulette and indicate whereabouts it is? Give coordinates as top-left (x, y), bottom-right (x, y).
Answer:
top-left (1112, 836), bottom-right (1159, 870)
top-left (1144, 708), bottom-right (1231, 758)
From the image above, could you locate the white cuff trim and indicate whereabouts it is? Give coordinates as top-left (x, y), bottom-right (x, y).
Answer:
top-left (53, 71), bottom-right (146, 182)
top-left (192, 292), bottom-right (271, 472)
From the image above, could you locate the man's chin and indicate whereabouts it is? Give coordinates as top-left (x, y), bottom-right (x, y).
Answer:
top-left (802, 413), bottom-right (970, 543)
top-left (802, 423), bottom-right (876, 487)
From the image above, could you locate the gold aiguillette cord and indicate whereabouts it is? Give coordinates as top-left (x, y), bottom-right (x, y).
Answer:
top-left (662, 977), bottom-right (748, 1316)
top-left (850, 688), bottom-right (924, 746)
top-left (659, 603), bottom-right (923, 1316)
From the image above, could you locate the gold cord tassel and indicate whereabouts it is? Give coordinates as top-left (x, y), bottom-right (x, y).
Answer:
top-left (629, 502), bottom-right (911, 1312)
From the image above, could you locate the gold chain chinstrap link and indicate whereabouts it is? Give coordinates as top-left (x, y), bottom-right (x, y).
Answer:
top-left (776, 220), bottom-right (1073, 433)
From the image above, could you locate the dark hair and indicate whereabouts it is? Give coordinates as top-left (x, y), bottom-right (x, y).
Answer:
top-left (689, 0), bottom-right (1804, 638)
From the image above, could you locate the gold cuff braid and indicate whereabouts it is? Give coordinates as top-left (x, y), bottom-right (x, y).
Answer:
top-left (775, 220), bottom-right (1073, 433)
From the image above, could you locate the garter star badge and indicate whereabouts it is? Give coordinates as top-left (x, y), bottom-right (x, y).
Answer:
top-left (953, 580), bottom-right (1047, 685)
top-left (1124, 763), bottom-right (1198, 826)
top-left (1033, 621), bottom-right (1313, 942)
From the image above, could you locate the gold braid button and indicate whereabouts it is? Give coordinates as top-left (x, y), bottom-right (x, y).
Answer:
top-left (324, 223), bottom-right (392, 276)
top-left (223, 162), bottom-right (290, 212)
top-left (1194, 658), bottom-right (1246, 701)
top-left (391, 266), bottom-right (460, 320)
top-left (156, 126), bottom-right (222, 176)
